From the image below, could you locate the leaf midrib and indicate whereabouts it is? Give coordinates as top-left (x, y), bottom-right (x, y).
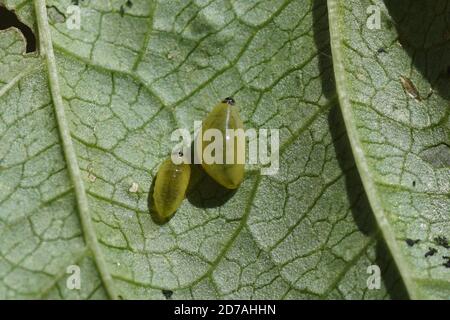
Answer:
top-left (34, 0), bottom-right (118, 299)
top-left (327, 0), bottom-right (418, 299)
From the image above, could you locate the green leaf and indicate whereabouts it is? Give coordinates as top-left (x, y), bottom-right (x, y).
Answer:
top-left (0, 0), bottom-right (445, 300)
top-left (328, 0), bottom-right (450, 299)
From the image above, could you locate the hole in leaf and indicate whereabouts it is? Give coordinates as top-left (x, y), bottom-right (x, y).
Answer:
top-left (0, 5), bottom-right (36, 53)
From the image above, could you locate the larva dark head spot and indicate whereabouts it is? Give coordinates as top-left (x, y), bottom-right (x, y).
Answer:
top-left (177, 150), bottom-right (184, 157)
top-left (222, 97), bottom-right (235, 106)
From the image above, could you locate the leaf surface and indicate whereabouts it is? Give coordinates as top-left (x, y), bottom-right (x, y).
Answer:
top-left (2, 0), bottom-right (444, 299)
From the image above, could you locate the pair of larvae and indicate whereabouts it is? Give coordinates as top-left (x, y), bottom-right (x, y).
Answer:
top-left (152, 97), bottom-right (244, 223)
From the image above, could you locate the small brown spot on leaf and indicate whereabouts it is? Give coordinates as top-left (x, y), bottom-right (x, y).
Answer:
top-left (399, 76), bottom-right (421, 101)
top-left (87, 163), bottom-right (96, 182)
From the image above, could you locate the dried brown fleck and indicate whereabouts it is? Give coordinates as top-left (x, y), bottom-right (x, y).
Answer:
top-left (400, 76), bottom-right (421, 101)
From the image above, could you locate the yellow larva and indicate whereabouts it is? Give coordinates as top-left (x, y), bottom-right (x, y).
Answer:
top-left (152, 153), bottom-right (191, 223)
top-left (199, 97), bottom-right (245, 189)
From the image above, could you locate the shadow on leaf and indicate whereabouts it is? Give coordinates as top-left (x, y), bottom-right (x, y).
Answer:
top-left (327, 103), bottom-right (408, 299)
top-left (186, 164), bottom-right (237, 209)
top-left (384, 0), bottom-right (450, 100)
